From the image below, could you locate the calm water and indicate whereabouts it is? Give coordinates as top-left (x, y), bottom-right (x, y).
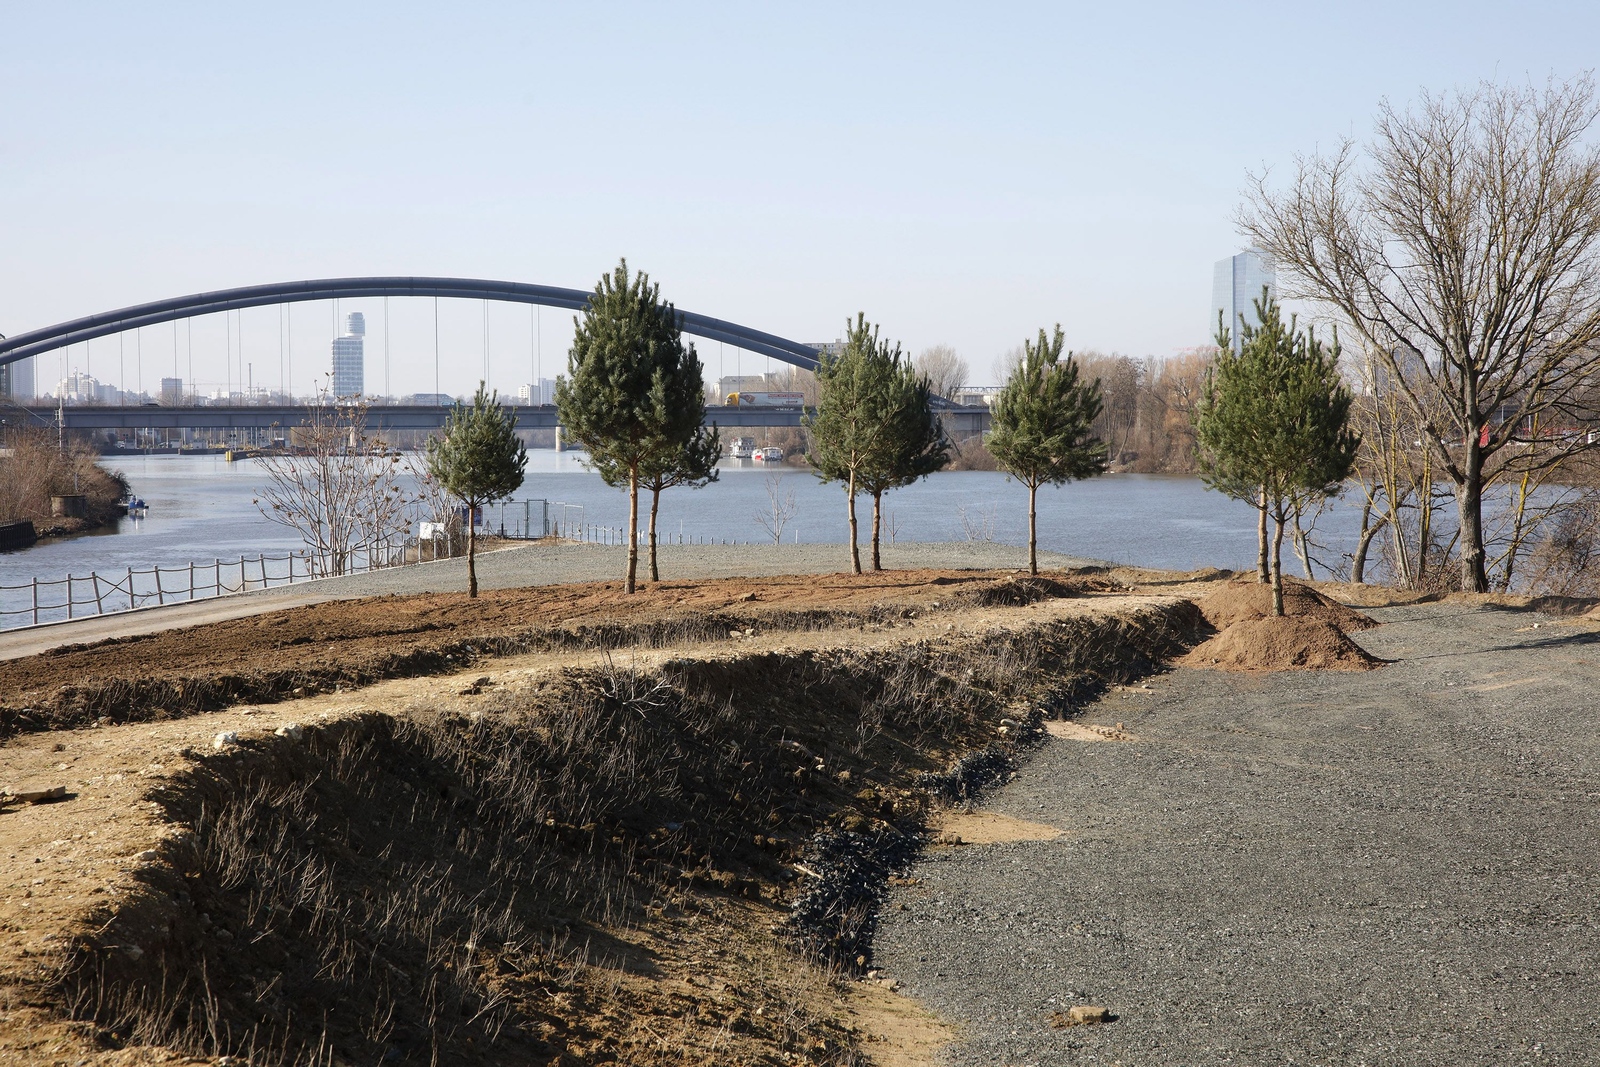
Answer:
top-left (0, 452), bottom-right (1374, 592)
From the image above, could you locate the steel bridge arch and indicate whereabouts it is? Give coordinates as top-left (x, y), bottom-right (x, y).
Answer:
top-left (0, 277), bottom-right (821, 371)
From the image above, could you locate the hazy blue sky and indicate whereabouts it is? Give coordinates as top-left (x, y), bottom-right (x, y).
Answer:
top-left (3, 1), bottom-right (1598, 396)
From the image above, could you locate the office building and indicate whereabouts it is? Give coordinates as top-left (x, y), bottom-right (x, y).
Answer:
top-left (517, 378), bottom-right (557, 405)
top-left (1211, 248), bottom-right (1275, 351)
top-left (53, 371), bottom-right (103, 404)
top-left (331, 312), bottom-right (366, 397)
top-left (161, 377), bottom-right (185, 405)
top-left (0, 356), bottom-right (34, 401)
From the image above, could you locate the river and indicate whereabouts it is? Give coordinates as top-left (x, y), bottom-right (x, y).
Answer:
top-left (0, 452), bottom-right (1374, 591)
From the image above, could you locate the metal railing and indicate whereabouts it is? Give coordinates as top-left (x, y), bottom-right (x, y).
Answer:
top-left (0, 544), bottom-right (408, 631)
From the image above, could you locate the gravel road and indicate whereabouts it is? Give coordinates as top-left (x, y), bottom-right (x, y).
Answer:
top-left (1, 540), bottom-right (1105, 659)
top-left (875, 602), bottom-right (1600, 1065)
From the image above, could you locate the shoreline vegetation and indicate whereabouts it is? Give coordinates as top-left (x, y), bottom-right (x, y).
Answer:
top-left (0, 426), bottom-right (130, 545)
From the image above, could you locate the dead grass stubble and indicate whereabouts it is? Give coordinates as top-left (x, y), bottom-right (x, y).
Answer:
top-left (53, 603), bottom-right (1197, 1066)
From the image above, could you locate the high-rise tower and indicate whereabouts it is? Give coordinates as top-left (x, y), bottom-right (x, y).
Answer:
top-left (1211, 249), bottom-right (1275, 352)
top-left (0, 356), bottom-right (35, 401)
top-left (331, 312), bottom-right (366, 397)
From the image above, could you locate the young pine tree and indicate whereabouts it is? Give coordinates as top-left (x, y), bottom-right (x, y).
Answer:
top-left (424, 382), bottom-right (528, 598)
top-left (1194, 292), bottom-right (1360, 616)
top-left (637, 425), bottom-right (721, 581)
top-left (854, 362), bottom-right (950, 570)
top-left (986, 326), bottom-right (1107, 575)
top-left (555, 260), bottom-right (705, 593)
top-left (804, 314), bottom-right (912, 574)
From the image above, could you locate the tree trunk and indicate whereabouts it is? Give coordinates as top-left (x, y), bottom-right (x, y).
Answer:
top-left (1351, 502), bottom-right (1387, 585)
top-left (871, 490), bottom-right (883, 571)
top-left (1290, 503), bottom-right (1314, 580)
top-left (1028, 481), bottom-right (1038, 576)
top-left (626, 465), bottom-right (640, 594)
top-left (466, 506), bottom-right (478, 598)
top-left (648, 483), bottom-right (661, 583)
top-left (1256, 485), bottom-right (1269, 583)
top-left (1270, 511), bottom-right (1286, 616)
top-left (1458, 442), bottom-right (1488, 592)
top-left (846, 469), bottom-right (861, 574)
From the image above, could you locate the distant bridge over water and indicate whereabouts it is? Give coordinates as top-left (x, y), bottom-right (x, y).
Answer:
top-left (6, 401), bottom-right (992, 438)
top-left (0, 276), bottom-right (992, 438)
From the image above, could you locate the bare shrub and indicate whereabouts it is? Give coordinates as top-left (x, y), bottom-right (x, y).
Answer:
top-left (754, 473), bottom-right (797, 544)
top-left (957, 502), bottom-right (997, 541)
top-left (254, 399), bottom-right (416, 576)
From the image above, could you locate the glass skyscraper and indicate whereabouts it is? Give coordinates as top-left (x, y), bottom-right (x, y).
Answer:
top-left (0, 355), bottom-right (35, 401)
top-left (331, 312), bottom-right (365, 398)
top-left (1211, 248), bottom-right (1275, 351)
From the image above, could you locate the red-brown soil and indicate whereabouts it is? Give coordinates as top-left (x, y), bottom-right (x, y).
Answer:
top-left (1, 569), bottom-right (1115, 737)
top-left (1194, 578), bottom-right (1378, 632)
top-left (1180, 616), bottom-right (1384, 672)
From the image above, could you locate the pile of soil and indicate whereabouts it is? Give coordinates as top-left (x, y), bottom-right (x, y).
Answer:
top-left (1179, 616), bottom-right (1383, 672)
top-left (1195, 578), bottom-right (1378, 632)
top-left (1180, 578), bottom-right (1383, 672)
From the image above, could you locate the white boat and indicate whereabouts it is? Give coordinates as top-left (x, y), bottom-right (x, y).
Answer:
top-left (756, 447), bottom-right (784, 462)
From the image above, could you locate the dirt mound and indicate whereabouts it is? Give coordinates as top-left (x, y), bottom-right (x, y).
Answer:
top-left (1180, 616), bottom-right (1383, 672)
top-left (954, 574), bottom-right (1080, 607)
top-left (1196, 578), bottom-right (1377, 632)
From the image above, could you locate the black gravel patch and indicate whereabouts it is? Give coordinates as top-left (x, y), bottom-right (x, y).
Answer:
top-left (786, 824), bottom-right (921, 971)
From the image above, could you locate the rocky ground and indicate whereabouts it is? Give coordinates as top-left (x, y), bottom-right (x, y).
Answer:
top-left (874, 597), bottom-right (1600, 1065)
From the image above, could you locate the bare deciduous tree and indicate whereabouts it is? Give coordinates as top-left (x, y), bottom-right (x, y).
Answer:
top-left (254, 399), bottom-right (414, 576)
top-left (1242, 77), bottom-right (1600, 591)
top-left (754, 473), bottom-right (797, 544)
top-left (915, 345), bottom-right (969, 401)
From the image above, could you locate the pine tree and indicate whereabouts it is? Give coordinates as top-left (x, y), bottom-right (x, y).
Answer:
top-left (1194, 292), bottom-right (1360, 615)
top-left (804, 314), bottom-right (909, 574)
top-left (638, 425), bottom-right (720, 582)
top-left (424, 381), bottom-right (527, 598)
top-left (854, 361), bottom-right (950, 570)
top-left (986, 326), bottom-right (1107, 575)
top-left (555, 260), bottom-right (705, 593)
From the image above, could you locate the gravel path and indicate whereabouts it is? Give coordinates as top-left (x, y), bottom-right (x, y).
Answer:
top-left (875, 602), bottom-right (1600, 1065)
top-left (1, 540), bottom-right (1106, 659)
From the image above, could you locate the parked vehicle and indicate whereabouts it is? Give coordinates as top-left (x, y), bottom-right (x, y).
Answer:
top-left (723, 391), bottom-right (805, 407)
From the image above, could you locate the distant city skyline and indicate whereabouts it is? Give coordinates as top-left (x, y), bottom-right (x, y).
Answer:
top-left (2, 4), bottom-right (1596, 396)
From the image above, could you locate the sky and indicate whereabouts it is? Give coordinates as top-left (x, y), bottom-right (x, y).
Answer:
top-left (3, 1), bottom-right (1598, 398)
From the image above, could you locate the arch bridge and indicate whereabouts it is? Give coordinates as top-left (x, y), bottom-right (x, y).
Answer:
top-left (0, 276), bottom-right (822, 371)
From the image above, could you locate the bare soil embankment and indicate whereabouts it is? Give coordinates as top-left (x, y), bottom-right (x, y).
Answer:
top-left (0, 569), bottom-right (1202, 1066)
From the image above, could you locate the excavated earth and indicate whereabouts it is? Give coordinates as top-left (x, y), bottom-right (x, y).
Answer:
top-left (0, 567), bottom-right (1208, 1066)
